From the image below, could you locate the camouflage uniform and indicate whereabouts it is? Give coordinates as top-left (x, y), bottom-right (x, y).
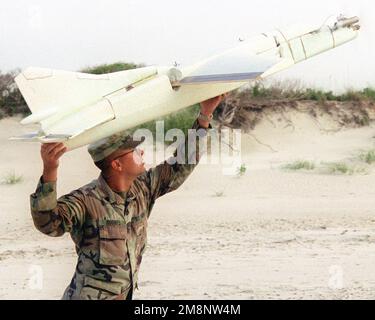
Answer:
top-left (30, 120), bottom-right (209, 300)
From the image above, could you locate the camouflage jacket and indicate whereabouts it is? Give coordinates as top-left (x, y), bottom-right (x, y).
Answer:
top-left (30, 120), bottom-right (209, 300)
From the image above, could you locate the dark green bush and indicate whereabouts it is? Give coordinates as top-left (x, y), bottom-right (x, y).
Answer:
top-left (0, 70), bottom-right (28, 118)
top-left (240, 82), bottom-right (375, 103)
top-left (81, 62), bottom-right (145, 74)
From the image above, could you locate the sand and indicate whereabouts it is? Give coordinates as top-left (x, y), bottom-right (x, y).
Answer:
top-left (1, 108), bottom-right (375, 300)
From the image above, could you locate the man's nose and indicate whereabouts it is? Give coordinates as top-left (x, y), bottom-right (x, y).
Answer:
top-left (140, 149), bottom-right (144, 156)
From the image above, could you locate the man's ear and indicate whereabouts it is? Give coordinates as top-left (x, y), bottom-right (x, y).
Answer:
top-left (110, 159), bottom-right (120, 171)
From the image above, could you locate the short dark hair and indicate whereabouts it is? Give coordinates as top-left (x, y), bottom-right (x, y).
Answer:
top-left (94, 158), bottom-right (110, 172)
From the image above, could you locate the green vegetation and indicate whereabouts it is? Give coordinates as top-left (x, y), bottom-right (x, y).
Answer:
top-left (1, 172), bottom-right (24, 185)
top-left (359, 150), bottom-right (375, 165)
top-left (282, 160), bottom-right (315, 171)
top-left (325, 162), bottom-right (352, 174)
top-left (243, 82), bottom-right (375, 103)
top-left (130, 104), bottom-right (200, 141)
top-left (362, 88), bottom-right (375, 101)
top-left (282, 158), bottom-right (371, 176)
top-left (81, 62), bottom-right (145, 74)
top-left (0, 70), bottom-right (28, 118)
top-left (236, 164), bottom-right (247, 177)
top-left (321, 162), bottom-right (369, 175)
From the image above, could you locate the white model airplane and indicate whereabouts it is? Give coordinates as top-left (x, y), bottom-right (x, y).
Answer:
top-left (12, 15), bottom-right (360, 150)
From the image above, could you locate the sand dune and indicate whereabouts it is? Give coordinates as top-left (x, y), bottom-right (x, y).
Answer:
top-left (1, 109), bottom-right (375, 300)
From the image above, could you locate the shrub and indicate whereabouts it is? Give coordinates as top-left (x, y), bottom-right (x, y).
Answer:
top-left (359, 150), bottom-right (375, 164)
top-left (1, 172), bottom-right (24, 185)
top-left (237, 81), bottom-right (375, 103)
top-left (321, 162), bottom-right (369, 175)
top-left (130, 104), bottom-right (200, 143)
top-left (81, 62), bottom-right (145, 74)
top-left (0, 70), bottom-right (28, 117)
top-left (282, 160), bottom-right (315, 171)
top-left (236, 164), bottom-right (247, 177)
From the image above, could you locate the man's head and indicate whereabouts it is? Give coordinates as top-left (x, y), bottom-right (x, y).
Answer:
top-left (88, 132), bottom-right (146, 179)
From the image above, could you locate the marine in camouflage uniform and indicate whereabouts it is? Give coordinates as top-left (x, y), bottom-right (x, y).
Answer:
top-left (29, 95), bottom-right (224, 300)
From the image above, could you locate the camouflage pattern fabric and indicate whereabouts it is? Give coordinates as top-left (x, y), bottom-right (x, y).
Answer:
top-left (30, 120), bottom-right (210, 300)
top-left (88, 130), bottom-right (146, 163)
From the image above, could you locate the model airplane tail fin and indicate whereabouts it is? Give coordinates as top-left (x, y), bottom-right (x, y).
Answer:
top-left (13, 66), bottom-right (159, 141)
top-left (15, 66), bottom-right (157, 117)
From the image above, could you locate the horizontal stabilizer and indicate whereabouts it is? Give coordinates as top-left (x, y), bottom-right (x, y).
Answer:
top-left (9, 133), bottom-right (41, 141)
top-left (43, 99), bottom-right (115, 138)
top-left (40, 134), bottom-right (71, 143)
top-left (9, 133), bottom-right (71, 142)
top-left (20, 108), bottom-right (57, 125)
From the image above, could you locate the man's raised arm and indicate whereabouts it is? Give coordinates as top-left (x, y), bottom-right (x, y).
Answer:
top-left (30, 143), bottom-right (85, 237)
top-left (146, 94), bottom-right (227, 201)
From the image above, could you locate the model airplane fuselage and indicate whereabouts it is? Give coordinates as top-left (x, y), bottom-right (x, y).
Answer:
top-left (12, 16), bottom-right (360, 150)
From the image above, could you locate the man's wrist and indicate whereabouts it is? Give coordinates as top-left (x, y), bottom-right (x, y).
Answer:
top-left (198, 112), bottom-right (213, 122)
top-left (43, 167), bottom-right (58, 182)
top-left (197, 112), bottom-right (213, 129)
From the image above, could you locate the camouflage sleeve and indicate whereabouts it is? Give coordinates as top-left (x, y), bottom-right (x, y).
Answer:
top-left (146, 119), bottom-right (212, 200)
top-left (30, 177), bottom-right (86, 237)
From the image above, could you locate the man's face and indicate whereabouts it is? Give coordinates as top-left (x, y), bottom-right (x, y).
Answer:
top-left (109, 147), bottom-right (146, 177)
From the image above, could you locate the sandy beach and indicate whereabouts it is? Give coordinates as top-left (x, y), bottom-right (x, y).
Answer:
top-left (1, 108), bottom-right (375, 300)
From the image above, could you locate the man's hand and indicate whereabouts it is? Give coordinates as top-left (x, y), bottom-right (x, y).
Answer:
top-left (41, 143), bottom-right (67, 182)
top-left (199, 93), bottom-right (228, 128)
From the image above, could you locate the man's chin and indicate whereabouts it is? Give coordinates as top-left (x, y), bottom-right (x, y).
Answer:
top-left (137, 165), bottom-right (146, 175)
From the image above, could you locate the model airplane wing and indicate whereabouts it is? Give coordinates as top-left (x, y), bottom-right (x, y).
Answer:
top-left (177, 49), bottom-right (284, 85)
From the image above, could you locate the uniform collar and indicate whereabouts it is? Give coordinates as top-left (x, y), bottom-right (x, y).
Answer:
top-left (97, 174), bottom-right (137, 205)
